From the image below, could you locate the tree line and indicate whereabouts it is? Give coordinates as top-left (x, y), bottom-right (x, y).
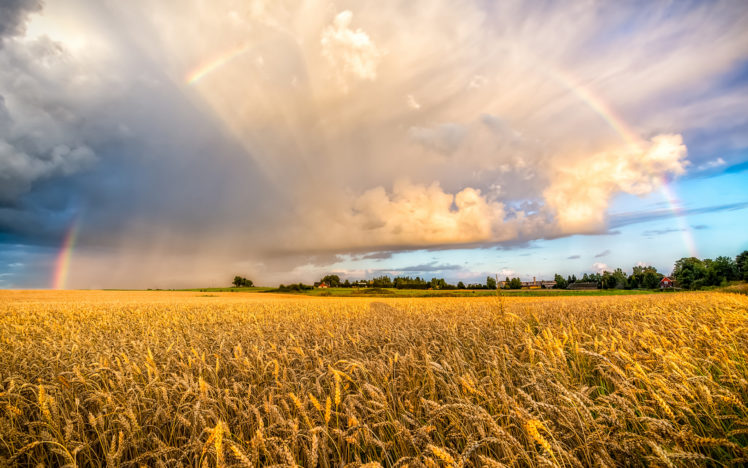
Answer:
top-left (670, 252), bottom-right (747, 289)
top-left (317, 274), bottom-right (497, 290)
top-left (231, 250), bottom-right (747, 291)
top-left (550, 250), bottom-right (748, 290)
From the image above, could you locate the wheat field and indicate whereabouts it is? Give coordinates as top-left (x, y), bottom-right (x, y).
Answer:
top-left (1, 290), bottom-right (747, 467)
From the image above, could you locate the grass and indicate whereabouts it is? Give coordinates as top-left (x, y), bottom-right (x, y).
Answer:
top-left (175, 287), bottom-right (276, 293)
top-left (1, 290), bottom-right (747, 466)
top-left (150, 286), bottom-right (680, 298)
top-left (282, 287), bottom-right (662, 297)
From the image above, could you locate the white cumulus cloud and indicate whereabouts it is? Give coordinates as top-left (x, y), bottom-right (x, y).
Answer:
top-left (544, 134), bottom-right (688, 233)
top-left (593, 262), bottom-right (609, 273)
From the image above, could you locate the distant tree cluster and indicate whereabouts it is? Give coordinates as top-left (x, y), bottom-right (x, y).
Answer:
top-left (232, 276), bottom-right (253, 287)
top-left (503, 277), bottom-right (524, 289)
top-left (320, 275), bottom-right (341, 287)
top-left (672, 252), bottom-right (747, 289)
top-left (549, 250), bottom-right (747, 291)
top-left (551, 268), bottom-right (662, 290)
top-left (277, 283), bottom-right (314, 292)
top-left (314, 275), bottom-right (498, 290)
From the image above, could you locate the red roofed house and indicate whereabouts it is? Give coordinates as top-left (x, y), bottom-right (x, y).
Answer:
top-left (659, 277), bottom-right (674, 289)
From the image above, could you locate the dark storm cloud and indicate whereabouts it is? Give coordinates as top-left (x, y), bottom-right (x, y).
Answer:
top-left (357, 251), bottom-right (396, 260)
top-left (0, 10), bottom-right (281, 250)
top-left (0, 0), bottom-right (42, 42)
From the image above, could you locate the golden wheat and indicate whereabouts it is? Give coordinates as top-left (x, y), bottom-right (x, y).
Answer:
top-left (0, 290), bottom-right (746, 466)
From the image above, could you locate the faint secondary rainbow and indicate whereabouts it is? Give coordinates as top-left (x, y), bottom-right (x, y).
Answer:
top-left (185, 43), bottom-right (252, 84)
top-left (550, 67), bottom-right (699, 258)
top-left (53, 219), bottom-right (79, 290)
top-left (550, 68), bottom-right (643, 150)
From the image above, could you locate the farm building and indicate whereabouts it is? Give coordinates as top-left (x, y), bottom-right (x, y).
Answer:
top-left (659, 277), bottom-right (674, 289)
top-left (314, 281), bottom-right (329, 289)
top-left (522, 277), bottom-right (542, 289)
top-left (498, 278), bottom-right (557, 289)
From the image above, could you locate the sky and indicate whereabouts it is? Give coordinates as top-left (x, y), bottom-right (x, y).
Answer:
top-left (0, 0), bottom-right (747, 289)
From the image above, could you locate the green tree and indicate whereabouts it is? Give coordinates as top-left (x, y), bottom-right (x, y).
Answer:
top-left (737, 250), bottom-right (748, 281)
top-left (553, 274), bottom-right (567, 289)
top-left (642, 269), bottom-right (663, 289)
top-left (371, 276), bottom-right (393, 288)
top-left (711, 256), bottom-right (738, 283)
top-left (321, 275), bottom-right (341, 287)
top-left (672, 257), bottom-right (707, 289)
top-left (611, 268), bottom-right (628, 289)
top-left (429, 278), bottom-right (449, 289)
top-left (601, 271), bottom-right (615, 289)
top-left (630, 265), bottom-right (662, 289)
top-left (457, 281), bottom-right (465, 289)
top-left (508, 277), bottom-right (523, 289)
top-left (486, 276), bottom-right (497, 290)
top-left (232, 276), bottom-right (253, 287)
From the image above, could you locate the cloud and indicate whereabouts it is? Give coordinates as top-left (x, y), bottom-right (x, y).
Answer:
top-left (642, 224), bottom-right (707, 237)
top-left (277, 181), bottom-right (517, 254)
top-left (696, 157), bottom-right (726, 171)
top-left (594, 249), bottom-right (610, 258)
top-left (409, 123), bottom-right (467, 155)
top-left (593, 262), bottom-right (609, 273)
top-left (320, 10), bottom-right (382, 91)
top-left (406, 94), bottom-right (420, 110)
top-left (611, 202), bottom-right (748, 229)
top-left (642, 227), bottom-right (684, 237)
top-left (374, 262), bottom-right (463, 273)
top-left (0, 141), bottom-right (96, 202)
top-left (0, 0), bottom-right (42, 42)
top-left (544, 134), bottom-right (688, 233)
top-left (567, 254), bottom-right (580, 259)
top-left (357, 251), bottom-right (396, 260)
top-left (2, 0), bottom-right (748, 287)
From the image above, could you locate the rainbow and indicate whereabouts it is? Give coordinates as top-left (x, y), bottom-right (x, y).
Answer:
top-left (549, 68), bottom-right (699, 258)
top-left (658, 179), bottom-right (699, 257)
top-left (185, 43), bottom-right (252, 85)
top-left (551, 69), bottom-right (641, 149)
top-left (53, 219), bottom-right (79, 290)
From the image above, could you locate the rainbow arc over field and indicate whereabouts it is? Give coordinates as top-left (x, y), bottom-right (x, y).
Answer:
top-left (53, 219), bottom-right (79, 290)
top-left (551, 68), bottom-right (699, 258)
top-left (185, 43), bottom-right (252, 84)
